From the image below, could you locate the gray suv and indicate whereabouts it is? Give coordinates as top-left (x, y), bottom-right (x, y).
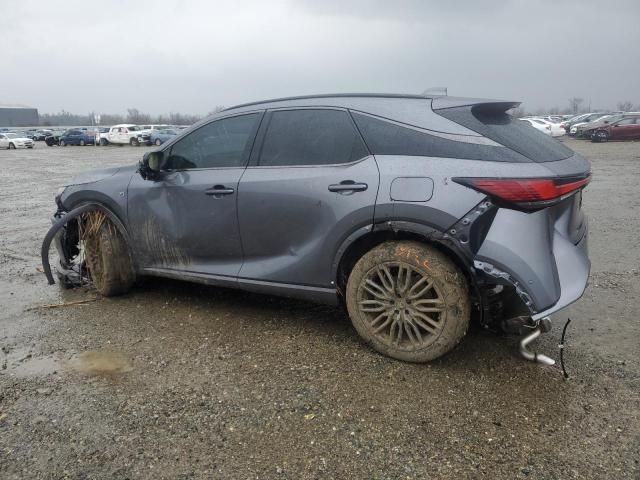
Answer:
top-left (43, 93), bottom-right (591, 363)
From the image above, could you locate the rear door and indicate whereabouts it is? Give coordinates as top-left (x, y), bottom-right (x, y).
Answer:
top-left (127, 112), bottom-right (263, 277)
top-left (610, 117), bottom-right (637, 139)
top-left (237, 108), bottom-right (378, 287)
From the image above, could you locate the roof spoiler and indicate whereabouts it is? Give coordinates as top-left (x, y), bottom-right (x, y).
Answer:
top-left (432, 97), bottom-right (521, 113)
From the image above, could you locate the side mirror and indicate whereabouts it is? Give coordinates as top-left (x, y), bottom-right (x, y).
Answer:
top-left (139, 151), bottom-right (164, 180)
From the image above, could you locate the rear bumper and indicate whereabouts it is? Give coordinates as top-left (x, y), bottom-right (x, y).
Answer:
top-left (474, 195), bottom-right (590, 317)
top-left (531, 228), bottom-right (589, 320)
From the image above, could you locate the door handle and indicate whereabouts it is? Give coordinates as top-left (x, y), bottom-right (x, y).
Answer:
top-left (328, 181), bottom-right (368, 193)
top-left (205, 185), bottom-right (235, 196)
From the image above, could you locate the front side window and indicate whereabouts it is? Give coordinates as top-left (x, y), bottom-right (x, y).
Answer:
top-left (258, 109), bottom-right (368, 167)
top-left (165, 113), bottom-right (260, 170)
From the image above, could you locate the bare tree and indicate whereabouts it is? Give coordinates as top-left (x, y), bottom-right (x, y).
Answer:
top-left (617, 100), bottom-right (634, 112)
top-left (126, 108), bottom-right (152, 124)
top-left (568, 97), bottom-right (584, 114)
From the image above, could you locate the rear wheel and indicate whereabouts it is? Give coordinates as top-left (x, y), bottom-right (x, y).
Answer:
top-left (79, 139), bottom-right (86, 146)
top-left (59, 140), bottom-right (66, 146)
top-left (155, 139), bottom-right (162, 146)
top-left (346, 241), bottom-right (470, 362)
top-left (83, 218), bottom-right (135, 296)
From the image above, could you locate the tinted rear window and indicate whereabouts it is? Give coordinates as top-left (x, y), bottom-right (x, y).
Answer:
top-left (437, 106), bottom-right (573, 162)
top-left (259, 109), bottom-right (368, 166)
top-left (351, 112), bottom-right (527, 162)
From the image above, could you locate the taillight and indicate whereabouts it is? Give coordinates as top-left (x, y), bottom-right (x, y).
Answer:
top-left (453, 175), bottom-right (591, 210)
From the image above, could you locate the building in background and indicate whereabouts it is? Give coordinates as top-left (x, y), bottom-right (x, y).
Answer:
top-left (0, 105), bottom-right (39, 127)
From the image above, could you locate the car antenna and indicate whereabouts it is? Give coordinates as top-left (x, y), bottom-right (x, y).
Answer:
top-left (421, 87), bottom-right (447, 96)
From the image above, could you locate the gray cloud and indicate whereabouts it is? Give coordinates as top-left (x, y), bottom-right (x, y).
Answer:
top-left (1, 0), bottom-right (639, 115)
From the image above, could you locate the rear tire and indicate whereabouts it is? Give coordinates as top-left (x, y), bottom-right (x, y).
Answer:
top-left (59, 140), bottom-right (66, 146)
top-left (346, 241), bottom-right (470, 362)
top-left (80, 139), bottom-right (86, 146)
top-left (84, 221), bottom-right (135, 297)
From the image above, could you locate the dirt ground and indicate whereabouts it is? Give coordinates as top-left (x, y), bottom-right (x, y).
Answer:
top-left (0, 139), bottom-right (639, 479)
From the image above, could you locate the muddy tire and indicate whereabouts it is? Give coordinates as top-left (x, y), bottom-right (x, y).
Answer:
top-left (346, 241), bottom-right (470, 362)
top-left (84, 223), bottom-right (135, 296)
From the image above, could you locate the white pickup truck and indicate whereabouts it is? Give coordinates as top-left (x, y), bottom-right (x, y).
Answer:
top-left (103, 124), bottom-right (143, 146)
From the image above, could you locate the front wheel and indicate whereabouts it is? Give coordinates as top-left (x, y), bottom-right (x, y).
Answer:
top-left (79, 139), bottom-right (86, 146)
top-left (592, 130), bottom-right (608, 143)
top-left (83, 217), bottom-right (135, 296)
top-left (100, 138), bottom-right (108, 146)
top-left (59, 140), bottom-right (66, 146)
top-left (346, 241), bottom-right (470, 362)
top-left (155, 139), bottom-right (162, 146)
top-left (130, 137), bottom-right (139, 146)
top-left (8, 143), bottom-right (15, 149)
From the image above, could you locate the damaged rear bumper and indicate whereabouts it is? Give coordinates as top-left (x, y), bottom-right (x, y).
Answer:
top-left (473, 195), bottom-right (590, 318)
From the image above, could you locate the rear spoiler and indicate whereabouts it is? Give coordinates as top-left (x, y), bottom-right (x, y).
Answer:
top-left (432, 97), bottom-right (521, 113)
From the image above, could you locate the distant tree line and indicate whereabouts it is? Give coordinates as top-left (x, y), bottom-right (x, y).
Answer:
top-left (38, 106), bottom-right (226, 127)
top-left (510, 98), bottom-right (640, 118)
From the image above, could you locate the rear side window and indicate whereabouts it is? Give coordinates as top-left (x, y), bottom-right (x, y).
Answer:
top-left (351, 112), bottom-right (526, 162)
top-left (258, 109), bottom-right (368, 166)
top-left (437, 106), bottom-right (573, 162)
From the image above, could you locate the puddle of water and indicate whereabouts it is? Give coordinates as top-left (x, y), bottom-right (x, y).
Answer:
top-left (2, 348), bottom-right (132, 378)
top-left (70, 351), bottom-right (133, 376)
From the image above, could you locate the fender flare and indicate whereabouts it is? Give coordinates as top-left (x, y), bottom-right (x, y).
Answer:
top-left (41, 202), bottom-right (133, 285)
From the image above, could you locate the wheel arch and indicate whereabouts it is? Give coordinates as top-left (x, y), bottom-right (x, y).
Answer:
top-left (333, 221), bottom-right (477, 298)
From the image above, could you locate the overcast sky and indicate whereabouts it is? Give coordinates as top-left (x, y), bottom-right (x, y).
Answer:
top-left (1, 0), bottom-right (639, 115)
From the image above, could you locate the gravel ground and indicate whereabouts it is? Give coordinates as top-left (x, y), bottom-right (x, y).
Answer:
top-left (0, 139), bottom-right (639, 479)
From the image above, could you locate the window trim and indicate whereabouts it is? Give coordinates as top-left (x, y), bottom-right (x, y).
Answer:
top-left (162, 111), bottom-right (265, 172)
top-left (248, 107), bottom-right (371, 168)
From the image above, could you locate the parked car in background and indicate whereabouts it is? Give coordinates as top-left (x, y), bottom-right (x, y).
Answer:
top-left (149, 128), bottom-right (179, 146)
top-left (520, 118), bottom-right (552, 135)
top-left (0, 132), bottom-right (35, 149)
top-left (94, 127), bottom-right (111, 146)
top-left (30, 129), bottom-right (53, 141)
top-left (58, 129), bottom-right (96, 146)
top-left (575, 114), bottom-right (623, 138)
top-left (568, 113), bottom-right (612, 136)
top-left (591, 115), bottom-right (640, 142)
top-left (106, 124), bottom-right (143, 145)
top-left (137, 125), bottom-right (171, 145)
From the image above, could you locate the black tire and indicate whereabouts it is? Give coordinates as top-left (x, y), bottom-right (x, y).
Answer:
top-left (8, 143), bottom-right (15, 149)
top-left (59, 140), bottom-right (66, 146)
top-left (84, 222), bottom-right (135, 296)
top-left (155, 139), bottom-right (162, 146)
top-left (130, 137), bottom-right (139, 146)
top-left (346, 241), bottom-right (470, 362)
top-left (592, 130), bottom-right (608, 143)
top-left (80, 139), bottom-right (86, 146)
top-left (100, 138), bottom-right (108, 146)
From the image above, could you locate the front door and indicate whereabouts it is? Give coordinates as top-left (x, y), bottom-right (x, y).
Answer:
top-left (611, 117), bottom-right (638, 139)
top-left (237, 108), bottom-right (378, 287)
top-left (127, 112), bottom-right (263, 278)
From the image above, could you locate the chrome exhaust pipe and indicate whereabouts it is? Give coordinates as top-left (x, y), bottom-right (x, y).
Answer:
top-left (519, 317), bottom-right (555, 366)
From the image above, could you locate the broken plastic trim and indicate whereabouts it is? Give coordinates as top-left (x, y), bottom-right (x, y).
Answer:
top-left (41, 203), bottom-right (133, 285)
top-left (474, 259), bottom-right (535, 313)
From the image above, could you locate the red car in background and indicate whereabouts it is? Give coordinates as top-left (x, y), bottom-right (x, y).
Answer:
top-left (591, 115), bottom-right (640, 142)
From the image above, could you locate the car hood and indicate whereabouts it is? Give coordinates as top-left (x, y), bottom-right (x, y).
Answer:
top-left (10, 137), bottom-right (32, 141)
top-left (65, 164), bottom-right (137, 186)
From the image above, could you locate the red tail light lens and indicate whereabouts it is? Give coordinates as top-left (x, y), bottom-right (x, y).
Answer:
top-left (453, 175), bottom-right (591, 210)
